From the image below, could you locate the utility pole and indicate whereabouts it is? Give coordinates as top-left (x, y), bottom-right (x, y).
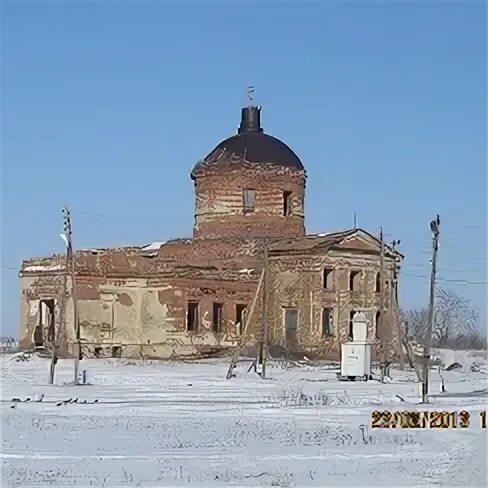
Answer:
top-left (260, 244), bottom-right (269, 379)
top-left (49, 208), bottom-right (72, 385)
top-left (61, 207), bottom-right (80, 385)
top-left (391, 239), bottom-right (404, 370)
top-left (421, 214), bottom-right (440, 403)
top-left (378, 227), bottom-right (385, 363)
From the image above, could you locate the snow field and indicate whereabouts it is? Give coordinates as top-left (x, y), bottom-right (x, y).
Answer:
top-left (1, 353), bottom-right (487, 487)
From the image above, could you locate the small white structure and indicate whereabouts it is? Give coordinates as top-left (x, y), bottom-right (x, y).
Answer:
top-left (339, 311), bottom-right (372, 381)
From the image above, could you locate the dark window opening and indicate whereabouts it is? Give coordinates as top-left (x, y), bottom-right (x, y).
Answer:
top-left (235, 304), bottom-right (247, 335)
top-left (348, 310), bottom-right (356, 340)
top-left (243, 189), bottom-right (256, 213)
top-left (323, 268), bottom-right (333, 289)
top-left (36, 299), bottom-right (56, 347)
top-left (212, 303), bottom-right (223, 334)
top-left (94, 347), bottom-right (102, 358)
top-left (187, 302), bottom-right (199, 332)
top-left (349, 271), bottom-right (360, 291)
top-left (284, 308), bottom-right (298, 348)
top-left (375, 272), bottom-right (381, 292)
top-left (112, 346), bottom-right (122, 358)
top-left (322, 307), bottom-right (333, 337)
top-left (283, 191), bottom-right (292, 216)
top-left (375, 311), bottom-right (381, 339)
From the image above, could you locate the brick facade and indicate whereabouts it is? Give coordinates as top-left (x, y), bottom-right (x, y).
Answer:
top-left (19, 104), bottom-right (403, 361)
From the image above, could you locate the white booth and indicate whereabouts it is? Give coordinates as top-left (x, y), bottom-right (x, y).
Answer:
top-left (339, 311), bottom-right (372, 381)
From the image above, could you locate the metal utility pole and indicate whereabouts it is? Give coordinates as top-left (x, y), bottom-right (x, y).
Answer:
top-left (421, 214), bottom-right (440, 403)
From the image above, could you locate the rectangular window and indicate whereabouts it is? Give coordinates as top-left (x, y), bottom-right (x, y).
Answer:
top-left (375, 272), bottom-right (381, 292)
top-left (323, 268), bottom-right (333, 289)
top-left (375, 311), bottom-right (381, 339)
top-left (243, 189), bottom-right (256, 213)
top-left (349, 270), bottom-right (360, 291)
top-left (235, 304), bottom-right (247, 335)
top-left (284, 308), bottom-right (298, 347)
top-left (283, 191), bottom-right (292, 216)
top-left (322, 307), bottom-right (333, 337)
top-left (112, 346), bottom-right (122, 358)
top-left (187, 302), bottom-right (199, 332)
top-left (212, 302), bottom-right (223, 334)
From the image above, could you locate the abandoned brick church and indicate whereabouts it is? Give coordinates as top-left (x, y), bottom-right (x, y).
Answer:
top-left (19, 104), bottom-right (403, 360)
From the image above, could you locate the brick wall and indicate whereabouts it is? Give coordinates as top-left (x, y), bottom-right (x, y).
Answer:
top-left (193, 164), bottom-right (306, 239)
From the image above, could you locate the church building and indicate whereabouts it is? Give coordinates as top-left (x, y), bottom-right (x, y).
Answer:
top-left (19, 104), bottom-right (403, 360)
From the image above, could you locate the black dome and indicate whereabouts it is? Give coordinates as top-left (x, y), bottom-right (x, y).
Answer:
top-left (205, 132), bottom-right (304, 170)
top-left (193, 106), bottom-right (305, 173)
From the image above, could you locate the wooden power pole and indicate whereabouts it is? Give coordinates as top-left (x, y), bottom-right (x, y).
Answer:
top-left (260, 244), bottom-right (269, 379)
top-left (378, 227), bottom-right (385, 361)
top-left (61, 207), bottom-right (80, 385)
top-left (64, 207), bottom-right (81, 385)
top-left (421, 214), bottom-right (440, 403)
top-left (48, 207), bottom-right (74, 384)
top-left (391, 239), bottom-right (404, 370)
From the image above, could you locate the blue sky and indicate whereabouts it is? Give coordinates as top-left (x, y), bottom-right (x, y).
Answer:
top-left (2, 1), bottom-right (486, 338)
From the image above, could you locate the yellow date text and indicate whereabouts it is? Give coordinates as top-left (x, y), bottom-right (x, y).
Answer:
top-left (371, 410), bottom-right (471, 429)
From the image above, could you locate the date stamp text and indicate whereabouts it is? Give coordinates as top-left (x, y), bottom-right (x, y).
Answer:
top-left (371, 410), bottom-right (487, 429)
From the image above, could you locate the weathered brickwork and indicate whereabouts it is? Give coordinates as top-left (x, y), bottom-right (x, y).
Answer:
top-left (18, 104), bottom-right (403, 361)
top-left (192, 163), bottom-right (306, 239)
top-left (241, 231), bottom-right (401, 361)
top-left (20, 240), bottom-right (263, 359)
top-left (20, 231), bottom-right (401, 360)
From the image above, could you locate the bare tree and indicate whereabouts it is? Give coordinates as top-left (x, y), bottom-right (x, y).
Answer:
top-left (401, 288), bottom-right (483, 350)
top-left (434, 288), bottom-right (479, 346)
top-left (401, 308), bottom-right (428, 342)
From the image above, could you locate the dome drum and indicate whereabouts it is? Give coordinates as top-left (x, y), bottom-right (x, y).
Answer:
top-left (191, 105), bottom-right (307, 239)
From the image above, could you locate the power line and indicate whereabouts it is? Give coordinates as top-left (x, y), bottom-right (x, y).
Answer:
top-left (438, 277), bottom-right (487, 285)
top-left (403, 272), bottom-right (487, 285)
top-left (403, 263), bottom-right (484, 273)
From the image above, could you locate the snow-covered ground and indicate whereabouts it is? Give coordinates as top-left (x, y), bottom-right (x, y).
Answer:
top-left (1, 351), bottom-right (487, 487)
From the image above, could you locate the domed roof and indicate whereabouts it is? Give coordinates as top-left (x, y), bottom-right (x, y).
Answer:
top-left (192, 106), bottom-right (305, 175)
